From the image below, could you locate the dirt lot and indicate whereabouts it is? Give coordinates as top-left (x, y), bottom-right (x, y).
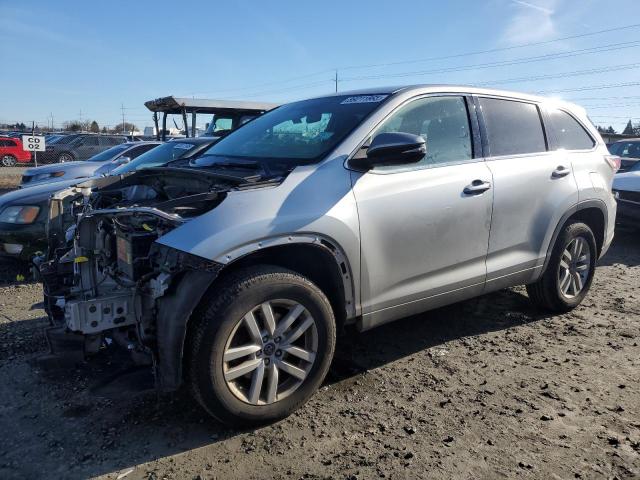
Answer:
top-left (0, 229), bottom-right (638, 480)
top-left (0, 167), bottom-right (26, 189)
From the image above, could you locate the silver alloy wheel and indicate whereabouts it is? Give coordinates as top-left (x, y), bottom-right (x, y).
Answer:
top-left (558, 236), bottom-right (591, 298)
top-left (1, 155), bottom-right (16, 167)
top-left (223, 299), bottom-right (318, 405)
top-left (58, 153), bottom-right (72, 163)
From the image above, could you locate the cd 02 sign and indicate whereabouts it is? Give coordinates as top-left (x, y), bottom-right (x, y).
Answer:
top-left (21, 135), bottom-right (46, 152)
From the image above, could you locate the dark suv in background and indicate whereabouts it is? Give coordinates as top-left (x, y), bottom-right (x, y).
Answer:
top-left (608, 138), bottom-right (640, 172)
top-left (39, 134), bottom-right (127, 163)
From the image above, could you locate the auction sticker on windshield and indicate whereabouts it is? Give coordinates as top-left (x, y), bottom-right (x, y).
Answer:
top-left (173, 143), bottom-right (195, 150)
top-left (340, 95), bottom-right (388, 104)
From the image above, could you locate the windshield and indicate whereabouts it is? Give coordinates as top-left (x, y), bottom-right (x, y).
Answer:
top-left (112, 141), bottom-right (197, 174)
top-left (55, 135), bottom-right (81, 145)
top-left (87, 144), bottom-right (130, 162)
top-left (204, 115), bottom-right (235, 136)
top-left (194, 94), bottom-right (388, 169)
top-left (613, 142), bottom-right (640, 158)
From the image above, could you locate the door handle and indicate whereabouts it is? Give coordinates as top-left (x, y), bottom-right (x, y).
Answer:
top-left (463, 180), bottom-right (492, 195)
top-left (552, 165), bottom-right (571, 178)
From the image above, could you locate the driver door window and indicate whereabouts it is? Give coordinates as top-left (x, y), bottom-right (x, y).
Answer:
top-left (371, 96), bottom-right (473, 171)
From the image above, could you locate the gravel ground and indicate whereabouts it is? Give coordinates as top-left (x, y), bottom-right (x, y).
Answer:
top-left (0, 229), bottom-right (638, 480)
top-left (0, 167), bottom-right (27, 189)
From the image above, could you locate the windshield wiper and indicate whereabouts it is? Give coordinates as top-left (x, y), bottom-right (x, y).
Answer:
top-left (207, 159), bottom-right (262, 170)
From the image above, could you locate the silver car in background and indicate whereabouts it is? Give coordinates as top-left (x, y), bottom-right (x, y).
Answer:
top-left (20, 141), bottom-right (161, 188)
top-left (39, 85), bottom-right (618, 425)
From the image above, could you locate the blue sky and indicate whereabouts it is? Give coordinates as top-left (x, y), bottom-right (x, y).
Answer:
top-left (0, 0), bottom-right (639, 131)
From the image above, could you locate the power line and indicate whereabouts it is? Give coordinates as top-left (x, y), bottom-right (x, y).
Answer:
top-left (185, 22), bottom-right (640, 99)
top-left (338, 23), bottom-right (640, 72)
top-left (590, 115), bottom-right (640, 119)
top-left (579, 102), bottom-right (640, 109)
top-left (477, 63), bottom-right (640, 87)
top-left (340, 40), bottom-right (640, 82)
top-left (564, 95), bottom-right (640, 102)
top-left (537, 81), bottom-right (640, 94)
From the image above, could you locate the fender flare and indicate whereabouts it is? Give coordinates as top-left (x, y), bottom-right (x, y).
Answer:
top-left (541, 199), bottom-right (609, 274)
top-left (214, 233), bottom-right (357, 319)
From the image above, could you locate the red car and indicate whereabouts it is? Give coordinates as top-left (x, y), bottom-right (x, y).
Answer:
top-left (0, 137), bottom-right (32, 167)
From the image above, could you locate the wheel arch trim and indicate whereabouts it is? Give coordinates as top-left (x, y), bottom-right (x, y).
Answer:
top-left (215, 233), bottom-right (357, 319)
top-left (541, 199), bottom-right (608, 274)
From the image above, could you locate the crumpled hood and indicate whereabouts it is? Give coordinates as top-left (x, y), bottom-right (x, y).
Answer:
top-left (613, 171), bottom-right (640, 192)
top-left (0, 178), bottom-right (88, 207)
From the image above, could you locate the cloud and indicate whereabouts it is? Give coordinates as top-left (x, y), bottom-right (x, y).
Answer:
top-left (502, 0), bottom-right (559, 45)
top-left (511, 0), bottom-right (554, 14)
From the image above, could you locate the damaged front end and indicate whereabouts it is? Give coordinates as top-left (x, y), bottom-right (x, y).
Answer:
top-left (38, 168), bottom-right (259, 390)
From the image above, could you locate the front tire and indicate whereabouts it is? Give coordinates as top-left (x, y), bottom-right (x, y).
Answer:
top-left (188, 266), bottom-right (336, 426)
top-left (526, 221), bottom-right (597, 312)
top-left (1, 155), bottom-right (16, 167)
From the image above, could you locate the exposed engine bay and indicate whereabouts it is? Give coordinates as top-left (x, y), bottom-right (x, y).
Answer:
top-left (37, 167), bottom-right (277, 388)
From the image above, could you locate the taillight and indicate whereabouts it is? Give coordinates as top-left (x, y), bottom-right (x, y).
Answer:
top-left (604, 155), bottom-right (621, 171)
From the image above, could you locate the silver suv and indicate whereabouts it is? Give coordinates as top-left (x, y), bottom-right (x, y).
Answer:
top-left (39, 85), bottom-right (617, 425)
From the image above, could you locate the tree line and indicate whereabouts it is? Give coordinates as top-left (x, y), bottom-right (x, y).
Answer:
top-left (0, 120), bottom-right (139, 134)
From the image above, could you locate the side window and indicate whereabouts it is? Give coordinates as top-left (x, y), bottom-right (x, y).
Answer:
top-left (129, 144), bottom-right (157, 159)
top-left (478, 97), bottom-right (547, 156)
top-left (82, 137), bottom-right (99, 146)
top-left (212, 117), bottom-right (233, 132)
top-left (0, 140), bottom-right (7, 147)
top-left (371, 96), bottom-right (473, 170)
top-left (547, 109), bottom-right (595, 150)
top-left (612, 142), bottom-right (640, 158)
top-left (628, 143), bottom-right (640, 158)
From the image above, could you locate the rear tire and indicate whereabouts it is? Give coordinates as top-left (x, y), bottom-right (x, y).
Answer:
top-left (1, 155), bottom-right (16, 167)
top-left (58, 152), bottom-right (74, 163)
top-left (526, 222), bottom-right (597, 312)
top-left (188, 265), bottom-right (336, 426)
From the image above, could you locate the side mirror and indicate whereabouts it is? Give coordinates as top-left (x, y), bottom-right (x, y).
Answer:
top-left (115, 156), bottom-right (131, 165)
top-left (351, 132), bottom-right (426, 170)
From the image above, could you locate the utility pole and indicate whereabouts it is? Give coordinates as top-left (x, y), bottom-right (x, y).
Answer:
top-left (79, 109), bottom-right (83, 130)
top-left (334, 69), bottom-right (339, 93)
top-left (121, 103), bottom-right (126, 134)
top-left (49, 112), bottom-right (54, 132)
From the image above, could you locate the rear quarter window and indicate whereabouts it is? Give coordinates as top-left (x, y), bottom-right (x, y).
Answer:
top-left (547, 109), bottom-right (595, 150)
top-left (478, 97), bottom-right (547, 157)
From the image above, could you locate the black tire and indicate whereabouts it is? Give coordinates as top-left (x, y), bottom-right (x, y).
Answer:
top-left (188, 265), bottom-right (336, 426)
top-left (58, 152), bottom-right (74, 163)
top-left (526, 222), bottom-right (597, 312)
top-left (1, 154), bottom-right (17, 167)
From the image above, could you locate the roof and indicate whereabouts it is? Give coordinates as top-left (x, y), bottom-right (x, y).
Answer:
top-left (611, 137), bottom-right (640, 143)
top-left (316, 84), bottom-right (572, 105)
top-left (144, 96), bottom-right (279, 114)
top-left (123, 140), bottom-right (162, 145)
top-left (166, 136), bottom-right (217, 145)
